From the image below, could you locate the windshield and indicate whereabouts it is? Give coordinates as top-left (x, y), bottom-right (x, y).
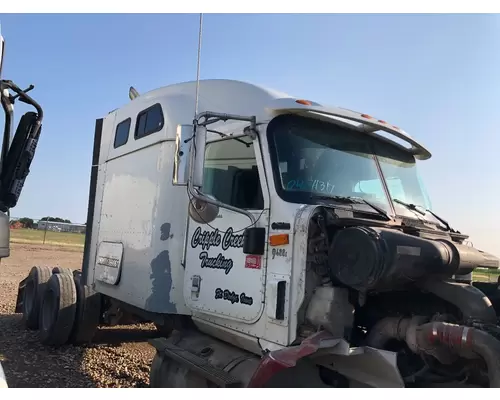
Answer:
top-left (267, 115), bottom-right (433, 219)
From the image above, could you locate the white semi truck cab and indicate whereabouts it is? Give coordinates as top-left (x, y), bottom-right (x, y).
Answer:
top-left (16, 78), bottom-right (500, 388)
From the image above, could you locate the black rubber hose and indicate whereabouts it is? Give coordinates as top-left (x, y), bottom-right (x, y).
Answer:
top-left (365, 317), bottom-right (410, 348)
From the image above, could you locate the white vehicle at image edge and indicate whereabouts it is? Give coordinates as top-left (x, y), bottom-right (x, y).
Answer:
top-left (0, 361), bottom-right (7, 388)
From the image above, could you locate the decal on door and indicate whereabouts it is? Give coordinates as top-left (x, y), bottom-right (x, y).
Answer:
top-left (199, 252), bottom-right (233, 275)
top-left (215, 288), bottom-right (254, 306)
top-left (245, 255), bottom-right (262, 270)
top-left (190, 227), bottom-right (245, 275)
top-left (190, 227), bottom-right (244, 251)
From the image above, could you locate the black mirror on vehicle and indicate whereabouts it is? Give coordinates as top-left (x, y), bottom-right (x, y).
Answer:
top-left (0, 111), bottom-right (41, 209)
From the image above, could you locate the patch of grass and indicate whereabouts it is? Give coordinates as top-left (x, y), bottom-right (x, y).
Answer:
top-left (10, 228), bottom-right (85, 248)
top-left (473, 268), bottom-right (500, 283)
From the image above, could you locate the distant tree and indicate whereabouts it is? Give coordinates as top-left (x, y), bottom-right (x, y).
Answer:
top-left (40, 217), bottom-right (72, 223)
top-left (19, 217), bottom-right (34, 229)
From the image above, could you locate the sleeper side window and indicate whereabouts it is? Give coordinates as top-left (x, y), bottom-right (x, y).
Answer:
top-left (202, 137), bottom-right (264, 210)
top-left (135, 103), bottom-right (164, 140)
top-left (114, 118), bottom-right (131, 148)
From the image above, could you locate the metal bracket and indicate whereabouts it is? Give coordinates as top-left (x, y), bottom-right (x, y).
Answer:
top-left (149, 337), bottom-right (242, 387)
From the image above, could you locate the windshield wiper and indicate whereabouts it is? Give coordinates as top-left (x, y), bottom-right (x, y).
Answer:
top-left (393, 198), bottom-right (456, 232)
top-left (393, 198), bottom-right (426, 216)
top-left (311, 194), bottom-right (391, 221)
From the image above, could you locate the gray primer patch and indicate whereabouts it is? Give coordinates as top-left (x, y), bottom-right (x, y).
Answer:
top-left (160, 222), bottom-right (174, 241)
top-left (145, 222), bottom-right (176, 313)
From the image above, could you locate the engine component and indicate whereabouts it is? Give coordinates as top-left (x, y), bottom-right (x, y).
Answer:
top-left (419, 280), bottom-right (497, 324)
top-left (365, 316), bottom-right (500, 388)
top-left (305, 286), bottom-right (354, 338)
top-left (327, 226), bottom-right (499, 292)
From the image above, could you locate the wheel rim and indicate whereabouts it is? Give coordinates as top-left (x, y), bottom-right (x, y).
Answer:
top-left (23, 279), bottom-right (35, 316)
top-left (41, 288), bottom-right (57, 332)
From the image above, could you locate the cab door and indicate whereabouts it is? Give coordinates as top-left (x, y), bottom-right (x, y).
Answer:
top-left (183, 135), bottom-right (269, 324)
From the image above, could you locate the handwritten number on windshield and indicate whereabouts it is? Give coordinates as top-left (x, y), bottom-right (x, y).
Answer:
top-left (287, 179), bottom-right (335, 194)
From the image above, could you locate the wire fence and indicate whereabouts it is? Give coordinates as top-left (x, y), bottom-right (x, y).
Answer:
top-left (9, 217), bottom-right (86, 247)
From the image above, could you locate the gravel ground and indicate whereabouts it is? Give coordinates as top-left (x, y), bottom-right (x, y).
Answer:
top-left (0, 243), bottom-right (158, 388)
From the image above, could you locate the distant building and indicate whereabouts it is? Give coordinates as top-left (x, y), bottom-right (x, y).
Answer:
top-left (37, 220), bottom-right (86, 234)
top-left (10, 221), bottom-right (23, 229)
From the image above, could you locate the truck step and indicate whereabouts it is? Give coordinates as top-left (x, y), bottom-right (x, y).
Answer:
top-left (149, 337), bottom-right (241, 388)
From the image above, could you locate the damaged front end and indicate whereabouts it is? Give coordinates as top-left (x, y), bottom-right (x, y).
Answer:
top-left (254, 206), bottom-right (500, 388)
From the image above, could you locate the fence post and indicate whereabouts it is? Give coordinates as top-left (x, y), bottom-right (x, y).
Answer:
top-left (43, 220), bottom-right (48, 245)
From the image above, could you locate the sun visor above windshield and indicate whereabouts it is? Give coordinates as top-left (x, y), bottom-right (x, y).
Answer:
top-left (266, 98), bottom-right (432, 161)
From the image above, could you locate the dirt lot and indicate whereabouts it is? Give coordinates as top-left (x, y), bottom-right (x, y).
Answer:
top-left (0, 243), bottom-right (158, 388)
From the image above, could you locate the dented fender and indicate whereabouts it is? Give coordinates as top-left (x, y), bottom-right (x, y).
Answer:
top-left (248, 330), bottom-right (405, 388)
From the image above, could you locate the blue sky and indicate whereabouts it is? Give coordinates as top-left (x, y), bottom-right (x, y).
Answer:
top-left (1, 13), bottom-right (499, 256)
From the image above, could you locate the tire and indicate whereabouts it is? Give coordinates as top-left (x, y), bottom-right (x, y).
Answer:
top-left (22, 266), bottom-right (52, 330)
top-left (69, 272), bottom-right (101, 345)
top-left (52, 267), bottom-right (74, 275)
top-left (39, 273), bottom-right (77, 346)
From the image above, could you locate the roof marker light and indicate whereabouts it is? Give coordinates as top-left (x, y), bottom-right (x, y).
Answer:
top-left (295, 99), bottom-right (312, 106)
top-left (361, 114), bottom-right (373, 119)
top-left (378, 119), bottom-right (386, 124)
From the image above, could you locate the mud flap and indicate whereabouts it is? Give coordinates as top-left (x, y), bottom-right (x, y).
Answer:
top-left (14, 276), bottom-right (28, 314)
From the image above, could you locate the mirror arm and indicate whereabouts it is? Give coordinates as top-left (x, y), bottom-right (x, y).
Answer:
top-left (194, 111), bottom-right (257, 133)
top-left (1, 80), bottom-right (43, 122)
top-left (0, 85), bottom-right (13, 176)
top-left (187, 115), bottom-right (257, 225)
top-left (187, 183), bottom-right (257, 226)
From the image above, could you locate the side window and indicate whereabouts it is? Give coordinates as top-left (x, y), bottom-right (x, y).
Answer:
top-left (135, 103), bottom-right (164, 139)
top-left (114, 118), bottom-right (131, 148)
top-left (203, 138), bottom-right (264, 210)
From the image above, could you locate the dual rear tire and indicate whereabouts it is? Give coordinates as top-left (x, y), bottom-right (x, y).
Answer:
top-left (21, 266), bottom-right (101, 347)
top-left (22, 266), bottom-right (52, 330)
top-left (39, 273), bottom-right (77, 346)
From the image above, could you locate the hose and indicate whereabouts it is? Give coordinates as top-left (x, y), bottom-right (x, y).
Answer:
top-left (416, 322), bottom-right (500, 388)
top-left (366, 317), bottom-right (500, 388)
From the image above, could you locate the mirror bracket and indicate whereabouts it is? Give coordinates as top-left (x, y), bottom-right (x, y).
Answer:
top-left (183, 111), bottom-right (259, 226)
